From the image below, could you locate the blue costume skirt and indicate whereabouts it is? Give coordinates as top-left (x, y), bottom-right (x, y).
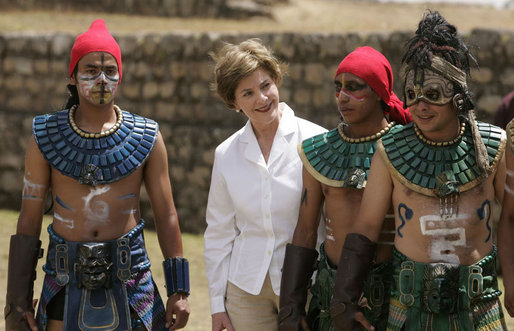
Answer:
top-left (36, 221), bottom-right (167, 330)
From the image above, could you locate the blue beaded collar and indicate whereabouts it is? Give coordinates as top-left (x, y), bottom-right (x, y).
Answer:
top-left (33, 108), bottom-right (159, 185)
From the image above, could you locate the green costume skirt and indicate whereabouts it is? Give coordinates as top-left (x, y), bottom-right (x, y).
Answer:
top-left (306, 243), bottom-right (392, 331)
top-left (387, 246), bottom-right (506, 331)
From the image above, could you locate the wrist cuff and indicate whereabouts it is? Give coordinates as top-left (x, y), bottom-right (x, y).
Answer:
top-left (163, 257), bottom-right (190, 297)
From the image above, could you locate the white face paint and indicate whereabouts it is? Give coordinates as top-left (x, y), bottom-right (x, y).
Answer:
top-left (22, 177), bottom-right (45, 200)
top-left (82, 186), bottom-right (111, 224)
top-left (419, 214), bottom-right (470, 264)
top-left (77, 71), bottom-right (119, 105)
top-left (54, 212), bottom-right (75, 229)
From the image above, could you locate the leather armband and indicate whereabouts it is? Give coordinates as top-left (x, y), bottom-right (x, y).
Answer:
top-left (278, 244), bottom-right (318, 331)
top-left (163, 257), bottom-right (190, 297)
top-left (330, 233), bottom-right (376, 330)
top-left (5, 234), bottom-right (43, 331)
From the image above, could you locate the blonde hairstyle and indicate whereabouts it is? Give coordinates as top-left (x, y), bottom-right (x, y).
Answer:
top-left (210, 38), bottom-right (285, 111)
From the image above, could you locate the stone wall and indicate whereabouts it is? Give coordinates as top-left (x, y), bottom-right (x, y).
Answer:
top-left (1, 29), bottom-right (513, 233)
top-left (0, 0), bottom-right (284, 18)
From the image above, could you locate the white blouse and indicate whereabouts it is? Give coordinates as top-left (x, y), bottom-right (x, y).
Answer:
top-left (204, 103), bottom-right (326, 314)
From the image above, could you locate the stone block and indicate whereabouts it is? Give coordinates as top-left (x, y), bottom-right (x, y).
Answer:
top-left (0, 170), bottom-right (22, 192)
top-left (154, 101), bottom-right (177, 121)
top-left (121, 83), bottom-right (141, 100)
top-left (313, 87), bottom-right (332, 108)
top-left (304, 63), bottom-right (326, 86)
top-left (470, 67), bottom-right (493, 84)
top-left (34, 59), bottom-right (49, 74)
top-left (160, 81), bottom-right (177, 99)
top-left (31, 35), bottom-right (49, 56)
top-left (293, 88), bottom-right (311, 106)
top-left (477, 94), bottom-right (502, 115)
top-left (4, 74), bottom-right (24, 91)
top-left (500, 68), bottom-right (514, 87)
top-left (51, 34), bottom-right (73, 58)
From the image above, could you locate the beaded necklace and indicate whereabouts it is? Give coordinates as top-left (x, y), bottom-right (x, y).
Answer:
top-left (68, 104), bottom-right (123, 139)
top-left (414, 121), bottom-right (466, 146)
top-left (337, 121), bottom-right (395, 143)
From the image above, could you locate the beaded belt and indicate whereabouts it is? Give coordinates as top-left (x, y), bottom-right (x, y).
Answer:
top-left (392, 246), bottom-right (501, 313)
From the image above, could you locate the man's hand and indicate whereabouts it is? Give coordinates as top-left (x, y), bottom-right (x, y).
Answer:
top-left (278, 305), bottom-right (311, 331)
top-left (330, 302), bottom-right (375, 331)
top-left (4, 299), bottom-right (38, 331)
top-left (165, 293), bottom-right (190, 330)
top-left (211, 312), bottom-right (235, 331)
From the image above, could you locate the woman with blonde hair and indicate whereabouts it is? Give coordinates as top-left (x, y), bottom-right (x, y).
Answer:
top-left (204, 39), bottom-right (325, 331)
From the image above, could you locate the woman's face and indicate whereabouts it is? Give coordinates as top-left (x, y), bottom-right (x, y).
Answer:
top-left (233, 68), bottom-right (281, 128)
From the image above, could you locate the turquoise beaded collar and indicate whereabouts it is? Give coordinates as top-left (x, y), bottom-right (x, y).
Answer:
top-left (299, 122), bottom-right (395, 188)
top-left (378, 121), bottom-right (506, 197)
top-left (33, 107), bottom-right (159, 186)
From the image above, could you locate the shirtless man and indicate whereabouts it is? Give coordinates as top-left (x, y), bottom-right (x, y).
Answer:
top-left (499, 118), bottom-right (514, 318)
top-left (330, 11), bottom-right (508, 330)
top-left (278, 47), bottom-right (411, 331)
top-left (5, 19), bottom-right (190, 331)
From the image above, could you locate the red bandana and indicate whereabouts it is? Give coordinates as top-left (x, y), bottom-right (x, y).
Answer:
top-left (69, 19), bottom-right (122, 83)
top-left (336, 46), bottom-right (412, 125)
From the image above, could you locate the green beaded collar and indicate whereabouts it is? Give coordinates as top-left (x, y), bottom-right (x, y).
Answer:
top-left (298, 122), bottom-right (395, 188)
top-left (377, 121), bottom-right (506, 197)
top-left (507, 119), bottom-right (514, 154)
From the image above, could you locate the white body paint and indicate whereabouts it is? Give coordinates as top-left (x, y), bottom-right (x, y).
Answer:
top-left (123, 209), bottom-right (137, 215)
top-left (54, 212), bottom-right (75, 229)
top-left (22, 177), bottom-right (45, 200)
top-left (82, 186), bottom-right (111, 224)
top-left (325, 218), bottom-right (335, 242)
top-left (419, 213), bottom-right (470, 264)
top-left (505, 183), bottom-right (514, 196)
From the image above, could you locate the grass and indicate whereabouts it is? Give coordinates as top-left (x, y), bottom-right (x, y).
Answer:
top-left (0, 209), bottom-right (211, 331)
top-left (0, 0), bottom-right (514, 35)
top-left (0, 209), bottom-right (513, 330)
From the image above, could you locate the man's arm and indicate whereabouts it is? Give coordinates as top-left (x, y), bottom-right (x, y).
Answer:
top-left (353, 150), bottom-right (394, 241)
top-left (330, 150), bottom-right (393, 330)
top-left (292, 167), bottom-right (324, 248)
top-left (6, 135), bottom-right (50, 331)
top-left (279, 168), bottom-right (323, 331)
top-left (144, 132), bottom-right (190, 330)
top-left (498, 148), bottom-right (514, 317)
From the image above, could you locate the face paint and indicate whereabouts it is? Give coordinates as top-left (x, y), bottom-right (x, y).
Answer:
top-left (335, 74), bottom-right (370, 103)
top-left (76, 53), bottom-right (119, 105)
top-left (77, 71), bottom-right (119, 105)
top-left (404, 69), bottom-right (454, 107)
top-left (419, 214), bottom-right (468, 264)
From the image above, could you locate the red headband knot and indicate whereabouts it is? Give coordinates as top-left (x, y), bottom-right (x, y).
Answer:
top-left (69, 19), bottom-right (122, 83)
top-left (336, 46), bottom-right (412, 125)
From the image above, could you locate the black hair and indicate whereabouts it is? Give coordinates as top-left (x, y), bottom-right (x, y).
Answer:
top-left (402, 10), bottom-right (478, 112)
top-left (64, 66), bottom-right (79, 109)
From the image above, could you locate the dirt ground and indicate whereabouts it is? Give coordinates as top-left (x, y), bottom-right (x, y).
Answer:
top-left (0, 0), bottom-right (513, 35)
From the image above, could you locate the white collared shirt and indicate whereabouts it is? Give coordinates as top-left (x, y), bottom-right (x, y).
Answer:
top-left (204, 103), bottom-right (326, 314)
